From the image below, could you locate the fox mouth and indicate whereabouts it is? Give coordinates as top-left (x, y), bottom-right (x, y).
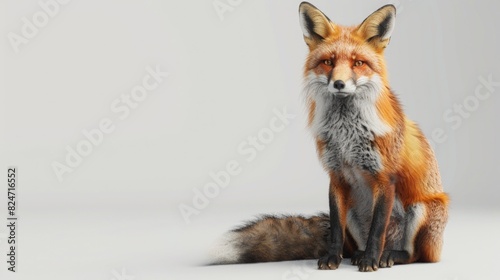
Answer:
top-left (326, 80), bottom-right (357, 97)
top-left (332, 92), bottom-right (352, 98)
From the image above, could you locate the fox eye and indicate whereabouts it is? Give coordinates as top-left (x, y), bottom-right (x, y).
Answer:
top-left (323, 60), bottom-right (332, 66)
top-left (354, 60), bottom-right (364, 67)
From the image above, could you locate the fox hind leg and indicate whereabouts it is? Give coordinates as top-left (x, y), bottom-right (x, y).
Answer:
top-left (414, 197), bottom-right (448, 262)
top-left (379, 196), bottom-right (448, 267)
top-left (377, 202), bottom-right (426, 267)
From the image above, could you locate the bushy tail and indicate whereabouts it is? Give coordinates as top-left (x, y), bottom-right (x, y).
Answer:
top-left (210, 213), bottom-right (330, 264)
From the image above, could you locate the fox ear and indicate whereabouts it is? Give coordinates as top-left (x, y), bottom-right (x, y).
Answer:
top-left (299, 2), bottom-right (336, 47)
top-left (356, 5), bottom-right (396, 50)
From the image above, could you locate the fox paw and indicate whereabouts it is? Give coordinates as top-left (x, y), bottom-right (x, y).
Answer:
top-left (379, 250), bottom-right (410, 268)
top-left (350, 250), bottom-right (364, 265)
top-left (318, 254), bottom-right (343, 270)
top-left (358, 257), bottom-right (378, 272)
top-left (379, 250), bottom-right (395, 268)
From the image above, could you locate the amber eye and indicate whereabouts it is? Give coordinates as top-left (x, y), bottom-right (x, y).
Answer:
top-left (354, 60), bottom-right (364, 67)
top-left (323, 60), bottom-right (332, 66)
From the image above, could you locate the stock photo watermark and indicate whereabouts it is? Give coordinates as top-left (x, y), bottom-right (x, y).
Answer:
top-left (51, 65), bottom-right (169, 182)
top-left (6, 167), bottom-right (18, 273)
top-left (7, 0), bottom-right (72, 53)
top-left (429, 74), bottom-right (498, 147)
top-left (179, 107), bottom-right (296, 224)
top-left (213, 0), bottom-right (243, 21)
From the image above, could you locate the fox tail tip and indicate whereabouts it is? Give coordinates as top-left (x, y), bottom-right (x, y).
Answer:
top-left (208, 231), bottom-right (242, 265)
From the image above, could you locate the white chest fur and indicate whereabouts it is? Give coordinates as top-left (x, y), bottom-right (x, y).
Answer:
top-left (310, 90), bottom-right (390, 173)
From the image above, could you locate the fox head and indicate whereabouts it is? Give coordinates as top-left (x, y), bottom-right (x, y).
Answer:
top-left (299, 2), bottom-right (396, 99)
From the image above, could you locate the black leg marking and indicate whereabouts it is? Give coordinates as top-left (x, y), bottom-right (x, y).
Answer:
top-left (318, 187), bottom-right (344, 270)
top-left (358, 184), bottom-right (395, 272)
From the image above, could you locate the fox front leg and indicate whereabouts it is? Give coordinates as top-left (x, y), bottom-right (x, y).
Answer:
top-left (357, 183), bottom-right (395, 272)
top-left (318, 177), bottom-right (347, 270)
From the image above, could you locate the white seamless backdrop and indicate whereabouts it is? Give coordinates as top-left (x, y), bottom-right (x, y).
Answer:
top-left (1, 0), bottom-right (499, 279)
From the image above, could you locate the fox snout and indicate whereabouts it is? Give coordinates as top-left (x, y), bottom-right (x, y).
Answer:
top-left (327, 78), bottom-right (356, 96)
top-left (327, 63), bottom-right (357, 96)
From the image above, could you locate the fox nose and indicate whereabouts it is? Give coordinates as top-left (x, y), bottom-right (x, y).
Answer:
top-left (333, 80), bottom-right (345, 90)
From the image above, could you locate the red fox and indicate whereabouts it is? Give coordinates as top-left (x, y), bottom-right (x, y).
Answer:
top-left (210, 2), bottom-right (448, 272)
